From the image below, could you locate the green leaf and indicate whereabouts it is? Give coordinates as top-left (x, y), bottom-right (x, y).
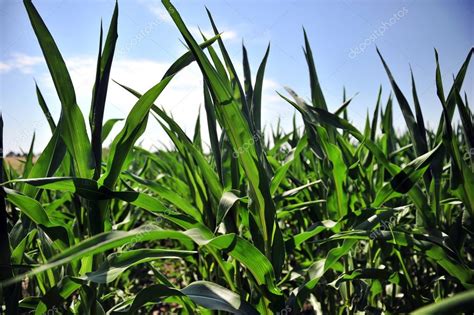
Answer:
top-left (377, 48), bottom-right (428, 156)
top-left (90, 2), bottom-right (118, 179)
top-left (251, 44), bottom-right (270, 133)
top-left (85, 249), bottom-right (195, 283)
top-left (435, 48), bottom-right (472, 140)
top-left (1, 226), bottom-right (189, 287)
top-left (162, 1), bottom-right (283, 271)
top-left (35, 82), bottom-right (56, 132)
top-left (21, 123), bottom-right (66, 197)
top-left (4, 188), bottom-right (70, 249)
top-left (5, 177), bottom-right (171, 215)
top-left (412, 289), bottom-right (474, 315)
top-left (122, 171), bottom-right (202, 220)
top-left (101, 118), bottom-right (122, 142)
top-left (372, 143), bottom-right (443, 207)
top-left (161, 34), bottom-right (221, 80)
top-left (215, 191), bottom-right (240, 229)
top-left (0, 114), bottom-right (19, 314)
top-left (303, 29), bottom-right (327, 110)
top-left (203, 82), bottom-right (222, 180)
top-left (270, 135), bottom-right (307, 194)
top-left (24, 0), bottom-right (93, 178)
top-left (315, 125), bottom-right (348, 219)
top-left (114, 281), bottom-right (258, 314)
top-left (100, 76), bottom-right (172, 189)
top-left (181, 281), bottom-right (258, 315)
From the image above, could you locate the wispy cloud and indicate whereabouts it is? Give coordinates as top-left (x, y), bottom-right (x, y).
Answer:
top-left (149, 5), bottom-right (174, 24)
top-left (4, 51), bottom-right (288, 151)
top-left (188, 26), bottom-right (238, 41)
top-left (0, 62), bottom-right (12, 73)
top-left (137, 0), bottom-right (174, 24)
top-left (139, 0), bottom-right (239, 42)
top-left (0, 53), bottom-right (43, 74)
top-left (33, 54), bottom-right (203, 149)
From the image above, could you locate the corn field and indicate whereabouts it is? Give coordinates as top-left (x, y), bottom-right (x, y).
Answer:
top-left (1, 1), bottom-right (473, 314)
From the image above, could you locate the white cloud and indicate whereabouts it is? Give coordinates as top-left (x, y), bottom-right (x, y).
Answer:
top-left (5, 51), bottom-right (293, 152)
top-left (139, 0), bottom-right (239, 42)
top-left (137, 0), bottom-right (174, 24)
top-left (0, 53), bottom-right (43, 74)
top-left (35, 54), bottom-right (205, 150)
top-left (149, 5), bottom-right (174, 24)
top-left (0, 62), bottom-right (12, 73)
top-left (188, 26), bottom-right (238, 41)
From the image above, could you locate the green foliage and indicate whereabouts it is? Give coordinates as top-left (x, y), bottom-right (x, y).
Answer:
top-left (0, 1), bottom-right (473, 314)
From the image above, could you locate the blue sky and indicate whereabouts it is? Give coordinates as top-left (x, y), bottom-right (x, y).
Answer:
top-left (0, 0), bottom-right (473, 153)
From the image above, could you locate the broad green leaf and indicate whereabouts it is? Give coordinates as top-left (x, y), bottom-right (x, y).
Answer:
top-left (100, 76), bottom-right (172, 189)
top-left (215, 191), bottom-right (240, 228)
top-left (85, 249), bottom-right (195, 283)
top-left (412, 289), bottom-right (474, 315)
top-left (4, 188), bottom-right (70, 249)
top-left (25, 0), bottom-right (93, 178)
top-left (101, 118), bottom-right (122, 142)
top-left (113, 281), bottom-right (258, 315)
top-left (5, 177), bottom-right (171, 214)
top-left (162, 1), bottom-right (282, 273)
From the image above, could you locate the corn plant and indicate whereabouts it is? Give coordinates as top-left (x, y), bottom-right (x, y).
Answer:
top-left (1, 0), bottom-right (473, 314)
